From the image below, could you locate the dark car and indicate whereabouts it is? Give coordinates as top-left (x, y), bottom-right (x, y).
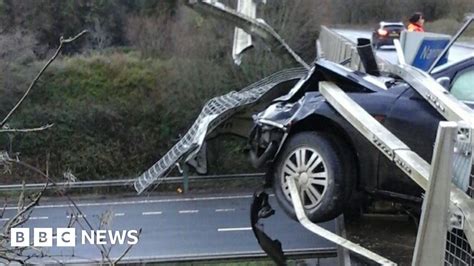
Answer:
top-left (371, 22), bottom-right (405, 49)
top-left (248, 39), bottom-right (474, 223)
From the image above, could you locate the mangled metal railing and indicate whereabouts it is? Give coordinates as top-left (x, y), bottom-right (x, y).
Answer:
top-left (135, 0), bottom-right (312, 194)
top-left (319, 26), bottom-right (363, 71)
top-left (319, 26), bottom-right (395, 73)
top-left (287, 173), bottom-right (396, 265)
top-left (186, 0), bottom-right (309, 69)
top-left (320, 24), bottom-right (474, 264)
top-left (134, 67), bottom-right (307, 194)
top-left (319, 81), bottom-right (474, 265)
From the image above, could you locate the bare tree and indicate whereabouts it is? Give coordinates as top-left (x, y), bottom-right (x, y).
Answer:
top-left (0, 30), bottom-right (141, 264)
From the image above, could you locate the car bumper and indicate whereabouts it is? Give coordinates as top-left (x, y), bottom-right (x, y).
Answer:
top-left (248, 93), bottom-right (324, 168)
top-left (374, 35), bottom-right (400, 45)
top-left (248, 122), bottom-right (285, 169)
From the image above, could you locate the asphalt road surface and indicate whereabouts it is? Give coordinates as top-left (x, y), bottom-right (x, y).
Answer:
top-left (2, 192), bottom-right (337, 264)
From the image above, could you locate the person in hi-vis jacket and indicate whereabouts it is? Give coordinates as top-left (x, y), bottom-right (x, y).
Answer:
top-left (408, 12), bottom-right (425, 32)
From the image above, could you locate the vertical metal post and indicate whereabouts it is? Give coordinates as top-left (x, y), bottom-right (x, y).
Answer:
top-left (412, 121), bottom-right (458, 266)
top-left (182, 163), bottom-right (189, 193)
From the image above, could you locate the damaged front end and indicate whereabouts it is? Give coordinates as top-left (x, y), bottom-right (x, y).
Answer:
top-left (248, 66), bottom-right (317, 170)
top-left (248, 58), bottom-right (386, 172)
top-left (248, 91), bottom-right (324, 170)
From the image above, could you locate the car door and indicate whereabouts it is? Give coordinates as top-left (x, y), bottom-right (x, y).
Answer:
top-left (377, 60), bottom-right (474, 198)
top-left (377, 87), bottom-right (445, 198)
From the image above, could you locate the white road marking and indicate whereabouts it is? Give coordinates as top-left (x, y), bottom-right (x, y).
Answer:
top-left (2, 194), bottom-right (262, 210)
top-left (114, 213), bottom-right (125, 217)
top-left (29, 216), bottom-right (48, 220)
top-left (215, 208), bottom-right (235, 212)
top-left (142, 211), bottom-right (162, 216)
top-left (0, 218), bottom-right (9, 221)
top-left (66, 214), bottom-right (86, 218)
top-left (217, 227), bottom-right (252, 232)
top-left (179, 210), bottom-right (199, 214)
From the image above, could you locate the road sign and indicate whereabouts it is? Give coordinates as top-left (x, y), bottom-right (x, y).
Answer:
top-left (412, 39), bottom-right (450, 70)
top-left (400, 31), bottom-right (451, 71)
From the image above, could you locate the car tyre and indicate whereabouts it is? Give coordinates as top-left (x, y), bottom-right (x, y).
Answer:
top-left (273, 131), bottom-right (353, 223)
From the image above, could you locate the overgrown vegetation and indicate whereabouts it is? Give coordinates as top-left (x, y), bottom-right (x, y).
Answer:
top-left (0, 0), bottom-right (472, 183)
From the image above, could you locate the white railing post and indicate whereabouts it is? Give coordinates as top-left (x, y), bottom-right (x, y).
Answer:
top-left (412, 121), bottom-right (458, 266)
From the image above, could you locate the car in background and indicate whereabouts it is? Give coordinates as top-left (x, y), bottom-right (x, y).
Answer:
top-left (371, 21), bottom-right (405, 49)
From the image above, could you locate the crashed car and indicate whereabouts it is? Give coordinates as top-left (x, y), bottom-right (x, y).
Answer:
top-left (249, 24), bottom-right (474, 223)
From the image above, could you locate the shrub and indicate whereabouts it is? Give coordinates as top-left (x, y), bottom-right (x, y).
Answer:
top-left (2, 50), bottom-right (258, 183)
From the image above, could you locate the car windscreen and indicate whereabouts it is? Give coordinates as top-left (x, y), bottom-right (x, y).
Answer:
top-left (382, 25), bottom-right (404, 31)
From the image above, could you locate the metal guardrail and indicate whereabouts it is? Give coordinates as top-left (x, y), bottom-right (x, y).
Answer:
top-left (186, 0), bottom-right (309, 69)
top-left (0, 173), bottom-right (264, 192)
top-left (319, 26), bottom-right (364, 71)
top-left (287, 171), bottom-right (396, 265)
top-left (133, 0), bottom-right (312, 195)
top-left (134, 67), bottom-right (307, 194)
top-left (319, 26), bottom-right (393, 71)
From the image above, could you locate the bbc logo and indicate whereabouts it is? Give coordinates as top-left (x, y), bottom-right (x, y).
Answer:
top-left (11, 228), bottom-right (139, 247)
top-left (11, 228), bottom-right (75, 247)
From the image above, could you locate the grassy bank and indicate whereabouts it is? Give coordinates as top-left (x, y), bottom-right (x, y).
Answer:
top-left (1, 50), bottom-right (256, 184)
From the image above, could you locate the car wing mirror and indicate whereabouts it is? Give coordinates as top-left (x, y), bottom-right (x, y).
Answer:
top-left (436, 76), bottom-right (451, 89)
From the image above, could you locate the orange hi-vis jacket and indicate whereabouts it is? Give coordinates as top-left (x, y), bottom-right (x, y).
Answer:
top-left (408, 23), bottom-right (424, 32)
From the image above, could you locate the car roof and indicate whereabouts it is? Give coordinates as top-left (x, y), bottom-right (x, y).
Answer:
top-left (431, 54), bottom-right (474, 75)
top-left (380, 21), bottom-right (404, 27)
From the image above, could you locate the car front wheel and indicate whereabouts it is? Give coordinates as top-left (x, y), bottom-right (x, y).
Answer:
top-left (273, 132), bottom-right (352, 223)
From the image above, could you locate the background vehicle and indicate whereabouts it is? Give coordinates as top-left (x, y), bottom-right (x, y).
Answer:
top-left (371, 22), bottom-right (405, 49)
top-left (249, 26), bottom-right (474, 222)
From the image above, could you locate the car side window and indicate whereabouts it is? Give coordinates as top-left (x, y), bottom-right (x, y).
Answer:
top-left (450, 67), bottom-right (474, 103)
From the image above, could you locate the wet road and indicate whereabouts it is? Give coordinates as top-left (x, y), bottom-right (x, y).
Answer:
top-left (2, 192), bottom-right (337, 263)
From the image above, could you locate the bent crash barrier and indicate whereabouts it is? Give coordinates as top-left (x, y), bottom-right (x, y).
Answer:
top-left (134, 67), bottom-right (307, 194)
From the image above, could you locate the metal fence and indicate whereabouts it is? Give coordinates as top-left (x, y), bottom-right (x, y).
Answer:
top-left (443, 127), bottom-right (474, 266)
top-left (0, 173), bottom-right (264, 192)
top-left (319, 26), bottom-right (363, 71)
top-left (446, 228), bottom-right (473, 265)
top-left (134, 67), bottom-right (307, 194)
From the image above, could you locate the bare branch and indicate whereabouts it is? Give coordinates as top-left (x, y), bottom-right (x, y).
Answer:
top-left (113, 228), bottom-right (142, 264)
top-left (0, 200), bottom-right (7, 218)
top-left (61, 30), bottom-right (88, 44)
top-left (0, 30), bottom-right (88, 128)
top-left (3, 181), bottom-right (47, 234)
top-left (0, 253), bottom-right (25, 264)
top-left (0, 124), bottom-right (54, 133)
top-left (0, 30), bottom-right (97, 264)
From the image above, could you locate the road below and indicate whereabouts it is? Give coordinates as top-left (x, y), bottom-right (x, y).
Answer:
top-left (2, 192), bottom-right (337, 264)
